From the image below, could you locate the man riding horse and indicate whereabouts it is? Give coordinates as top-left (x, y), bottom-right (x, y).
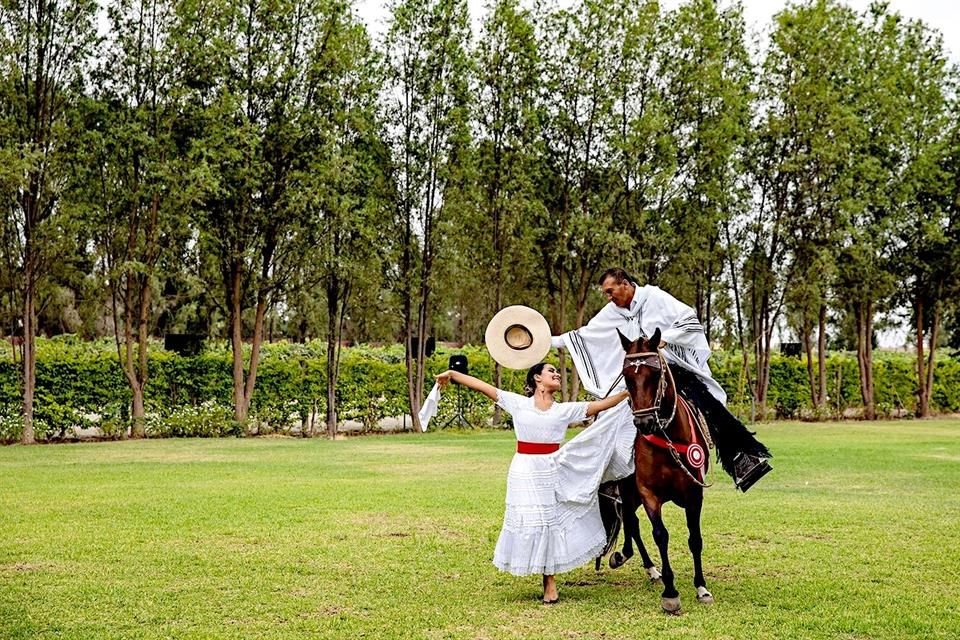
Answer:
top-left (550, 267), bottom-right (772, 545)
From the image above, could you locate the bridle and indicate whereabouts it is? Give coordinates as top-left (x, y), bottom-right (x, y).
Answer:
top-left (623, 348), bottom-right (677, 435)
top-left (623, 346), bottom-right (711, 488)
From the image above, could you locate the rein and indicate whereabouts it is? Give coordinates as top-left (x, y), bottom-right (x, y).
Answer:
top-left (624, 348), bottom-right (711, 488)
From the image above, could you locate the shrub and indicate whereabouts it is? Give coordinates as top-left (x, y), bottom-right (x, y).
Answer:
top-left (0, 337), bottom-right (957, 441)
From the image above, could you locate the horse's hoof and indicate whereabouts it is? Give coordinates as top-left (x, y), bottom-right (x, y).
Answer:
top-left (646, 566), bottom-right (662, 583)
top-left (696, 586), bottom-right (714, 604)
top-left (609, 552), bottom-right (625, 569)
top-left (661, 596), bottom-right (681, 614)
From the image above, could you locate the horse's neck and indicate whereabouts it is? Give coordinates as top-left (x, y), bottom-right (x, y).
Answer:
top-left (664, 389), bottom-right (693, 443)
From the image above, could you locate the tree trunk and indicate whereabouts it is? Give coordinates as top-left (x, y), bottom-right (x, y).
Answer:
top-left (21, 258), bottom-right (36, 444)
top-left (230, 264), bottom-right (248, 424)
top-left (916, 300), bottom-right (927, 418)
top-left (855, 302), bottom-right (875, 419)
top-left (227, 264), bottom-right (266, 428)
top-left (817, 303), bottom-right (827, 408)
top-left (326, 280), bottom-right (339, 438)
top-left (802, 313), bottom-right (816, 406)
top-left (923, 305), bottom-right (940, 416)
top-left (131, 386), bottom-right (146, 438)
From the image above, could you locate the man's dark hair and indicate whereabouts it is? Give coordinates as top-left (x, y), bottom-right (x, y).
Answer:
top-left (597, 267), bottom-right (634, 286)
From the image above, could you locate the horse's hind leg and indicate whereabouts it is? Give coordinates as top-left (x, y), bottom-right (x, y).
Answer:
top-left (608, 479), bottom-right (633, 569)
top-left (685, 491), bottom-right (712, 604)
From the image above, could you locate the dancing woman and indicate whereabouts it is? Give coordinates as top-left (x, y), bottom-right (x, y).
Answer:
top-left (436, 363), bottom-right (628, 604)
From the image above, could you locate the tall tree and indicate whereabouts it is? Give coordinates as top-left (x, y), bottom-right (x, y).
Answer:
top-left (473, 0), bottom-right (541, 411)
top-left (0, 0), bottom-right (99, 443)
top-left (383, 0), bottom-right (472, 429)
top-left (78, 0), bottom-right (183, 437)
top-left (538, 0), bottom-right (633, 398)
top-left (657, 0), bottom-right (752, 342)
top-left (771, 0), bottom-right (860, 411)
top-left (172, 0), bottom-right (333, 424)
top-left (290, 4), bottom-right (390, 436)
top-left (890, 18), bottom-right (955, 417)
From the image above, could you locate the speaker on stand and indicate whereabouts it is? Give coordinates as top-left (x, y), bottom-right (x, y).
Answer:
top-left (441, 354), bottom-right (471, 428)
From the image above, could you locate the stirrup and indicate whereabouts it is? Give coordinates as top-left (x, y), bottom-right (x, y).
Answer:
top-left (733, 452), bottom-right (772, 493)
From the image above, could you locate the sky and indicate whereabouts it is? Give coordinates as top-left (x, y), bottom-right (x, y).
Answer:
top-left (355, 0), bottom-right (960, 62)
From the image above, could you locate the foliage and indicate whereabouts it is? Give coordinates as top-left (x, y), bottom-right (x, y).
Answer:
top-left (2, 338), bottom-right (959, 442)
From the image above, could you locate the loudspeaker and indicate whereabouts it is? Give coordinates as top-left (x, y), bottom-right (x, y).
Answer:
top-left (448, 354), bottom-right (468, 375)
top-left (411, 336), bottom-right (436, 358)
top-left (164, 333), bottom-right (205, 357)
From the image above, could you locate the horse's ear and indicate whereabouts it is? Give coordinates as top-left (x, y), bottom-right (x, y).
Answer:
top-left (617, 328), bottom-right (632, 352)
top-left (650, 327), bottom-right (661, 349)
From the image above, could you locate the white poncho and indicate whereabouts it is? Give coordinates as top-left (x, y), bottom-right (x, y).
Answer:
top-left (554, 284), bottom-right (726, 404)
top-left (550, 284), bottom-right (725, 493)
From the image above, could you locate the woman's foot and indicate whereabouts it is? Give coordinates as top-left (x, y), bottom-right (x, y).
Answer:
top-left (542, 575), bottom-right (559, 604)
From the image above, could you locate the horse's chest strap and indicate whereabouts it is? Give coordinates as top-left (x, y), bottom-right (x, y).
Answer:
top-left (641, 398), bottom-right (707, 470)
top-left (642, 433), bottom-right (707, 471)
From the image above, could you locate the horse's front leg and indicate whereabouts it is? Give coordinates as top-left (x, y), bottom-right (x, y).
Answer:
top-left (685, 490), bottom-right (713, 604)
top-left (641, 493), bottom-right (680, 614)
top-left (611, 486), bottom-right (660, 582)
top-left (630, 510), bottom-right (661, 582)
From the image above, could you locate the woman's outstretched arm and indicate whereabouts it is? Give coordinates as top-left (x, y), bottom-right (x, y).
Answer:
top-left (585, 390), bottom-right (629, 418)
top-left (436, 370), bottom-right (499, 401)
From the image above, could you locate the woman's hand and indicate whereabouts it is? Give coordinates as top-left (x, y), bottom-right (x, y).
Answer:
top-left (436, 370), bottom-right (456, 389)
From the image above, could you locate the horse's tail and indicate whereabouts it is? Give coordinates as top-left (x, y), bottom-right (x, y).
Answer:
top-left (701, 402), bottom-right (771, 480)
top-left (671, 366), bottom-right (772, 480)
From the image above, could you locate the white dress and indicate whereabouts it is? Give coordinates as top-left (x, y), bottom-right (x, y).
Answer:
top-left (492, 390), bottom-right (621, 577)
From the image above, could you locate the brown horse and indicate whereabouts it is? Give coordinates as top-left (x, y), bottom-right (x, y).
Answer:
top-left (616, 327), bottom-right (715, 614)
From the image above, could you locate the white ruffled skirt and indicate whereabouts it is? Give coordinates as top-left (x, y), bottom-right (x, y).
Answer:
top-left (492, 402), bottom-right (635, 576)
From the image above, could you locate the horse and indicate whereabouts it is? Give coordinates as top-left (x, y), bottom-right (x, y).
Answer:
top-left (613, 327), bottom-right (718, 614)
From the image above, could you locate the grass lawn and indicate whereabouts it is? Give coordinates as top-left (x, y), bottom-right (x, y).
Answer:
top-left (2, 419), bottom-right (959, 639)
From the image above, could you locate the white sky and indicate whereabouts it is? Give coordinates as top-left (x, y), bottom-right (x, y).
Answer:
top-left (355, 0), bottom-right (960, 62)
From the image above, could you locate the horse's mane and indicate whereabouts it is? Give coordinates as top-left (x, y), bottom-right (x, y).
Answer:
top-left (668, 363), bottom-right (772, 479)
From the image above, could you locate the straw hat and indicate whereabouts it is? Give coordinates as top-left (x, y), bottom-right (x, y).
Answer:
top-left (484, 305), bottom-right (552, 370)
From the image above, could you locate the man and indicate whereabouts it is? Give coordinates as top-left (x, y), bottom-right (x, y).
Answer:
top-left (552, 267), bottom-right (771, 492)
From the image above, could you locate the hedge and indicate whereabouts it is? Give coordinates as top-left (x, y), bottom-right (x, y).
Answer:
top-left (1, 337), bottom-right (958, 442)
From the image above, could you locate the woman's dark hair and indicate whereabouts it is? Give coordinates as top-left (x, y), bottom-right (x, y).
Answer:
top-left (524, 363), bottom-right (548, 397)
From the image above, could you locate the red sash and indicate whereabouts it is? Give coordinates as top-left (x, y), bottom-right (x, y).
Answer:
top-left (516, 441), bottom-right (560, 454)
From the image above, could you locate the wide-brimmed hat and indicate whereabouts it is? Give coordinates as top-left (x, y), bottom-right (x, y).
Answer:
top-left (484, 305), bottom-right (552, 370)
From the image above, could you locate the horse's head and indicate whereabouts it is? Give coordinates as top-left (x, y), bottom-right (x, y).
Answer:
top-left (619, 327), bottom-right (672, 434)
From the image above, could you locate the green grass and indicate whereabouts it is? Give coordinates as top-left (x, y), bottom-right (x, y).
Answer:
top-left (1, 420), bottom-right (959, 639)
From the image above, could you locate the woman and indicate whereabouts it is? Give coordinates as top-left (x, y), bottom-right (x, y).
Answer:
top-left (436, 362), bottom-right (629, 604)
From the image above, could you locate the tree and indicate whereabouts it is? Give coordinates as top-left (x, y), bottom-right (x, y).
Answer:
top-left (290, 5), bottom-right (390, 436)
top-left (889, 18), bottom-right (956, 417)
top-left (657, 0), bottom-right (752, 343)
top-left (172, 0), bottom-right (338, 425)
top-left (78, 0), bottom-right (184, 437)
top-left (537, 0), bottom-right (633, 398)
top-left (383, 0), bottom-right (472, 429)
top-left (0, 0), bottom-right (99, 443)
top-left (471, 0), bottom-right (541, 412)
